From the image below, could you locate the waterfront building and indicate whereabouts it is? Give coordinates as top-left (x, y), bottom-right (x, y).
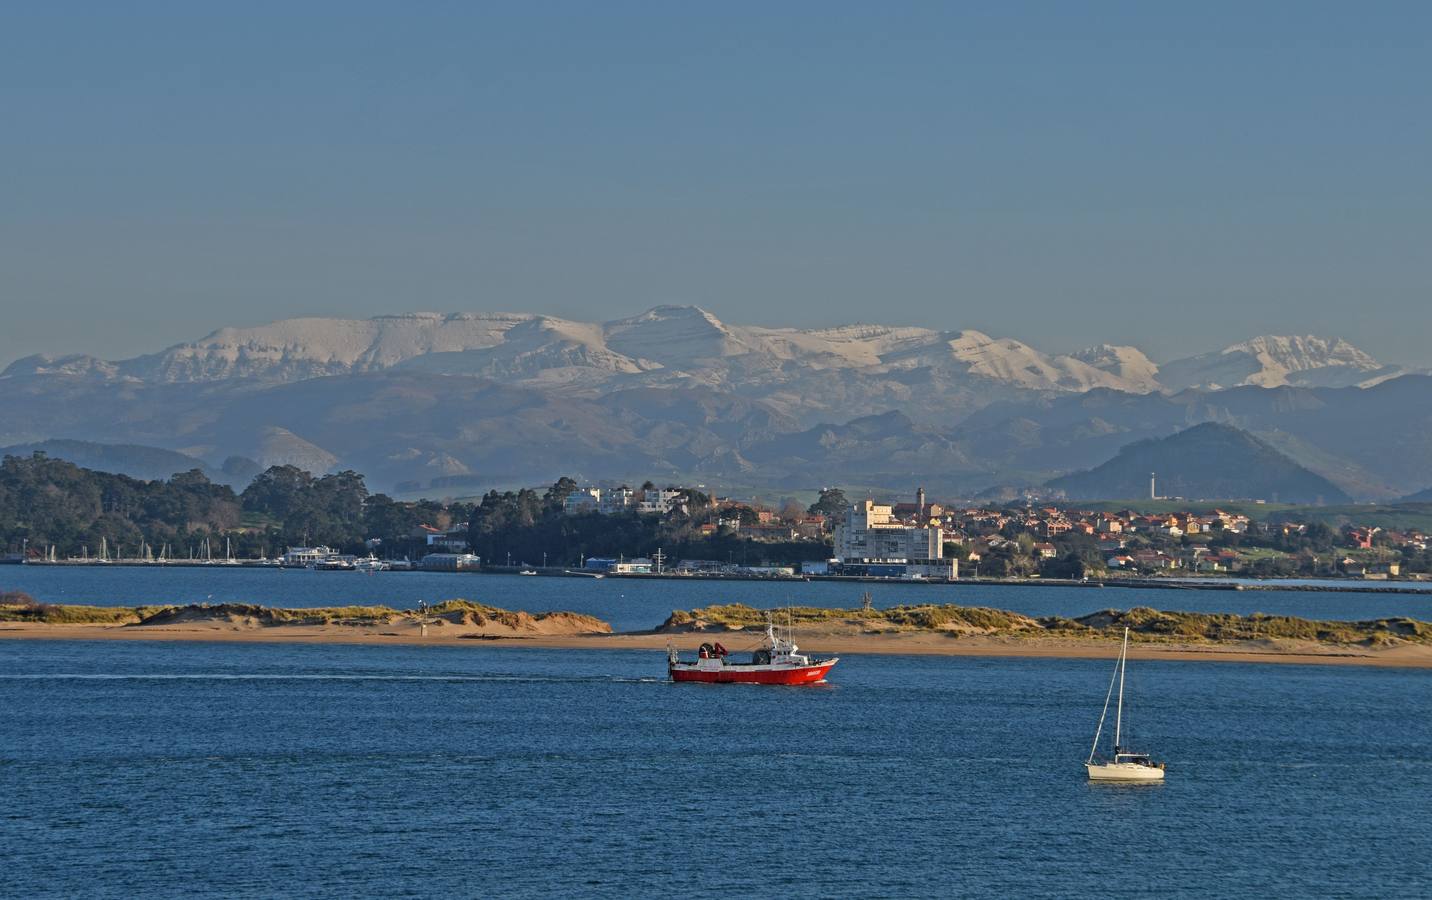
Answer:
top-left (419, 553), bottom-right (482, 572)
top-left (426, 524), bottom-right (471, 552)
top-left (583, 556), bottom-right (653, 574)
top-left (834, 500), bottom-right (956, 579)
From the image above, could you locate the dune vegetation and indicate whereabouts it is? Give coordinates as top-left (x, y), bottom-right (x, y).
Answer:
top-left (660, 603), bottom-right (1432, 647)
top-left (0, 593), bottom-right (164, 625)
top-left (662, 603), bottom-right (1035, 633)
top-left (0, 595), bottom-right (610, 633)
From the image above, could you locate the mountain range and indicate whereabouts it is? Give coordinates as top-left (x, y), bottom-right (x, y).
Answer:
top-left (2, 306), bottom-right (1428, 499)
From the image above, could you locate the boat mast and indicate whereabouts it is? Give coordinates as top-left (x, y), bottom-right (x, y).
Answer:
top-left (1114, 626), bottom-right (1128, 753)
top-left (1087, 639), bottom-right (1121, 765)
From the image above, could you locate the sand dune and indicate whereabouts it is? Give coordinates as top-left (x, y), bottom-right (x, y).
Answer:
top-left (3, 599), bottom-right (1431, 668)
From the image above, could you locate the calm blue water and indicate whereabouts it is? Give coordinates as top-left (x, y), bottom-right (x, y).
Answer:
top-left (3, 567), bottom-right (1432, 631)
top-left (2, 639), bottom-right (1429, 898)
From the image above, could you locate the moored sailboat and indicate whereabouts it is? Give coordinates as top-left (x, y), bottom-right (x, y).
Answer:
top-left (1085, 627), bottom-right (1165, 782)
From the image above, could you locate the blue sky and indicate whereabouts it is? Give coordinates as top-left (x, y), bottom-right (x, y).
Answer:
top-left (2, 1), bottom-right (1430, 366)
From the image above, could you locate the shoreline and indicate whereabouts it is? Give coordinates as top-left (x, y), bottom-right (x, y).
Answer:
top-left (3, 621), bottom-right (1431, 669)
top-left (8, 562), bottom-right (1432, 594)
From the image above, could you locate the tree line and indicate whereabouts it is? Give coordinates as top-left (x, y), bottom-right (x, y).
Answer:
top-left (0, 454), bottom-right (468, 559)
top-left (465, 479), bottom-right (833, 567)
top-left (1, 455), bottom-right (834, 565)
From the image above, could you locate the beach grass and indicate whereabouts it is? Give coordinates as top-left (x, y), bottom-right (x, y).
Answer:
top-left (0, 596), bottom-right (609, 631)
top-left (661, 602), bottom-right (1432, 647)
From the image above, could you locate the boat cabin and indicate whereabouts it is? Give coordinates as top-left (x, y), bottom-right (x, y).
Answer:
top-left (682, 624), bottom-right (814, 669)
top-left (1113, 748), bottom-right (1160, 768)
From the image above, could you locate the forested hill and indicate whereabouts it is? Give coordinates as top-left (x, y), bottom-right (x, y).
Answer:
top-left (1, 455), bottom-right (835, 566)
top-left (0, 453), bottom-right (241, 555)
top-left (0, 453), bottom-right (456, 559)
top-left (1046, 423), bottom-right (1352, 504)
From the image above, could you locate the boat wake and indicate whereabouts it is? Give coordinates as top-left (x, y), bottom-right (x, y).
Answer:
top-left (0, 672), bottom-right (671, 684)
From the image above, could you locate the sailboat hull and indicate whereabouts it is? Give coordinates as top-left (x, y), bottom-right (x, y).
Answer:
top-left (1086, 762), bottom-right (1165, 782)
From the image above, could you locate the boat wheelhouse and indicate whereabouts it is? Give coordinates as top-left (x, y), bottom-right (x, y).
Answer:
top-left (668, 618), bottom-right (837, 685)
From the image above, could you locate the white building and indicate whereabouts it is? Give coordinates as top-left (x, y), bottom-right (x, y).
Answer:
top-left (564, 484), bottom-right (687, 516)
top-left (599, 487), bottom-right (635, 514)
top-left (563, 487), bottom-right (602, 515)
top-left (420, 553), bottom-right (482, 571)
top-left (834, 501), bottom-right (956, 579)
top-left (836, 501), bottom-right (941, 561)
top-left (636, 488), bottom-right (684, 516)
top-left (427, 524), bottom-right (470, 552)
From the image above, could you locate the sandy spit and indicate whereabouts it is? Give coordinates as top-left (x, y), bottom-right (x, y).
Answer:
top-left (2, 621), bottom-right (1431, 669)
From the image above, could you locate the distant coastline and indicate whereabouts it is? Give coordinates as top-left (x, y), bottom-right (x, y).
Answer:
top-left (11, 560), bottom-right (1432, 594)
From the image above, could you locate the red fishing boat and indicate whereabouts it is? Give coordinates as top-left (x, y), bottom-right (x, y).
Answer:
top-left (667, 620), bottom-right (838, 685)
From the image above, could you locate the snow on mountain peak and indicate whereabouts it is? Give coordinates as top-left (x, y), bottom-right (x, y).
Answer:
top-left (602, 305), bottom-right (750, 365)
top-left (1159, 334), bottom-right (1392, 391)
top-left (1070, 344), bottom-right (1161, 392)
top-left (1221, 335), bottom-right (1380, 372)
top-left (5, 310), bottom-right (1409, 410)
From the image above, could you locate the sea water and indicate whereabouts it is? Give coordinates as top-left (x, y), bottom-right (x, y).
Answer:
top-left (4, 566), bottom-right (1432, 631)
top-left (2, 638), bottom-right (1429, 898)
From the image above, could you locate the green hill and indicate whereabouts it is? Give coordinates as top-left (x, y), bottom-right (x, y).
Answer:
top-left (1046, 423), bottom-right (1351, 504)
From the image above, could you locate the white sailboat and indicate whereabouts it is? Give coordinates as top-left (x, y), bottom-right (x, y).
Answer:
top-left (1085, 627), bottom-right (1165, 782)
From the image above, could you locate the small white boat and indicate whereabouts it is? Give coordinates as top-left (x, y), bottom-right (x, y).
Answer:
top-left (518, 569), bottom-right (538, 576)
top-left (354, 555), bottom-right (389, 573)
top-left (1085, 627), bottom-right (1165, 782)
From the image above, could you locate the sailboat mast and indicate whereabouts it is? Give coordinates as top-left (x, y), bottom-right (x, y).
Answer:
top-left (1114, 626), bottom-right (1128, 752)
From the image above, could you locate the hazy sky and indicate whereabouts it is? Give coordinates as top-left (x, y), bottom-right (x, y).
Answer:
top-left (2, 2), bottom-right (1430, 368)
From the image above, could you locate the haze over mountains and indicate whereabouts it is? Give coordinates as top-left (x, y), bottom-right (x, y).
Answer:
top-left (3, 306), bottom-right (1430, 500)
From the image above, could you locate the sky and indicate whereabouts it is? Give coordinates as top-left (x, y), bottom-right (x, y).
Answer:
top-left (2, 1), bottom-right (1430, 368)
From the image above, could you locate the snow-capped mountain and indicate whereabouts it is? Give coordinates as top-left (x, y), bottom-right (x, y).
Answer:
top-left (1, 306), bottom-right (1154, 393)
top-left (3, 307), bottom-right (1429, 497)
top-left (1069, 345), bottom-right (1162, 393)
top-left (4, 308), bottom-right (1412, 405)
top-left (1157, 335), bottom-right (1404, 391)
